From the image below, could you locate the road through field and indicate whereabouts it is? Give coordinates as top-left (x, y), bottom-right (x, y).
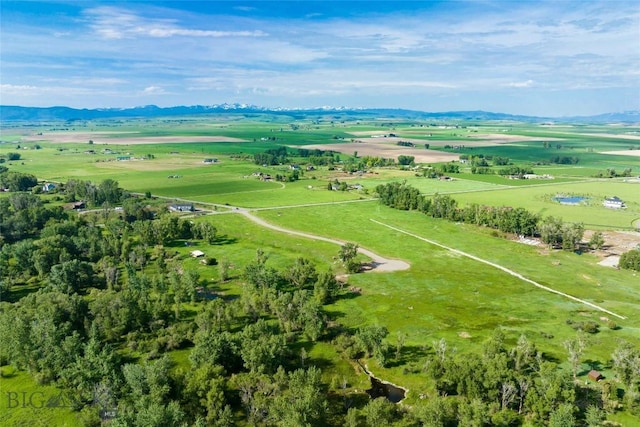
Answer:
top-left (145, 193), bottom-right (409, 272)
top-left (239, 210), bottom-right (410, 273)
top-left (145, 193), bottom-right (626, 319)
top-left (370, 219), bottom-right (627, 320)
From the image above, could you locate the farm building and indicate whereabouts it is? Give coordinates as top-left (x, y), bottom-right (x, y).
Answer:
top-left (116, 156), bottom-right (131, 161)
top-left (169, 203), bottom-right (194, 212)
top-left (66, 201), bottom-right (85, 210)
top-left (203, 158), bottom-right (218, 164)
top-left (190, 250), bottom-right (205, 258)
top-left (42, 183), bottom-right (56, 192)
top-left (588, 370), bottom-right (603, 382)
top-left (603, 196), bottom-right (625, 209)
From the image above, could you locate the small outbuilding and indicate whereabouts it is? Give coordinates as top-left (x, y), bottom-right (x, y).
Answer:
top-left (588, 370), bottom-right (603, 382)
top-left (169, 203), bottom-right (194, 212)
top-left (190, 250), bottom-right (205, 258)
top-left (42, 183), bottom-right (56, 192)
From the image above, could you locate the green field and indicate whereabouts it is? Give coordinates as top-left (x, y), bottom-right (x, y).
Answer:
top-left (1, 116), bottom-right (639, 424)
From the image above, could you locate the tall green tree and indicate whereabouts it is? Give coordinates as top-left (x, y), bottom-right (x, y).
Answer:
top-left (270, 366), bottom-right (327, 426)
top-left (48, 259), bottom-right (94, 294)
top-left (339, 243), bottom-right (360, 273)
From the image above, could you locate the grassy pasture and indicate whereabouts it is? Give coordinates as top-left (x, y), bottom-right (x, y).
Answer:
top-left (451, 180), bottom-right (640, 229)
top-left (251, 203), bottom-right (640, 394)
top-left (2, 117), bottom-right (639, 418)
top-left (0, 367), bottom-right (79, 427)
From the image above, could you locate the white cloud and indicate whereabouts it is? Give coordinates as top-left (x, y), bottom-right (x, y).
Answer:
top-left (146, 28), bottom-right (266, 38)
top-left (85, 6), bottom-right (267, 40)
top-left (234, 6), bottom-right (257, 12)
top-left (507, 80), bottom-right (535, 88)
top-left (0, 84), bottom-right (39, 95)
top-left (2, 1), bottom-right (638, 115)
top-left (142, 86), bottom-right (165, 95)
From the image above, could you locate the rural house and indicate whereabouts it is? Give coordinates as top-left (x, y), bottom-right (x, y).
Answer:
top-left (42, 183), bottom-right (56, 192)
top-left (603, 196), bottom-right (625, 209)
top-left (169, 203), bottom-right (194, 212)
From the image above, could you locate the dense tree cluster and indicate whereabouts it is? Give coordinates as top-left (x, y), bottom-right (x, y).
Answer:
top-left (618, 248), bottom-right (640, 271)
top-left (332, 328), bottom-right (640, 426)
top-left (396, 141), bottom-right (415, 147)
top-left (1, 179), bottom-right (638, 426)
top-left (375, 182), bottom-right (592, 242)
top-left (397, 155), bottom-right (415, 166)
top-left (375, 182), bottom-right (543, 237)
top-left (549, 155), bottom-right (580, 165)
top-left (253, 146), bottom-right (288, 165)
top-left (593, 168), bottom-right (634, 178)
top-left (0, 186), bottom-right (341, 425)
top-left (439, 162), bottom-right (460, 174)
top-left (0, 170), bottom-right (38, 191)
top-left (62, 178), bottom-right (125, 207)
top-left (295, 147), bottom-right (340, 166)
top-left (538, 217), bottom-right (585, 250)
top-left (0, 193), bottom-right (66, 243)
top-left (497, 166), bottom-right (535, 177)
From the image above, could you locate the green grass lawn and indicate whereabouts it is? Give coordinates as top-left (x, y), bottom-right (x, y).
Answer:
top-left (253, 202), bottom-right (640, 356)
top-left (450, 180), bottom-right (640, 228)
top-left (2, 118), bottom-right (639, 420)
top-left (0, 367), bottom-right (80, 427)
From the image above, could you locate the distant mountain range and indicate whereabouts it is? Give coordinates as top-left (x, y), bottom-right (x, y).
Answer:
top-left (1, 104), bottom-right (639, 123)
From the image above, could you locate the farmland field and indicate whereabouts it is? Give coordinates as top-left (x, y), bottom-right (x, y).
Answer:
top-left (1, 115), bottom-right (640, 425)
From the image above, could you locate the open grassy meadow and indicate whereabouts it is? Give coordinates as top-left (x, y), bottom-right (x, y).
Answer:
top-left (1, 115), bottom-right (639, 424)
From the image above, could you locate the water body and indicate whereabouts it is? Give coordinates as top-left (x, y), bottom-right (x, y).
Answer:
top-left (366, 376), bottom-right (406, 403)
top-left (553, 195), bottom-right (588, 205)
top-left (360, 362), bottom-right (407, 403)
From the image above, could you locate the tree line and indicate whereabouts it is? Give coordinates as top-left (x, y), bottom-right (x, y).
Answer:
top-left (375, 182), bottom-right (544, 238)
top-left (1, 178), bottom-right (638, 425)
top-left (374, 181), bottom-right (640, 263)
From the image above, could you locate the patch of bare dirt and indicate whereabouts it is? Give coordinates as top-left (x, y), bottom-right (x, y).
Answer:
top-left (466, 133), bottom-right (565, 142)
top-left (580, 133), bottom-right (640, 141)
top-left (297, 142), bottom-right (458, 163)
top-left (600, 150), bottom-right (640, 157)
top-left (584, 230), bottom-right (640, 267)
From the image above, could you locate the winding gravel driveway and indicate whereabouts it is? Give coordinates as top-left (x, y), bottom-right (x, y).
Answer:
top-left (150, 194), bottom-right (626, 320)
top-left (239, 210), bottom-right (410, 273)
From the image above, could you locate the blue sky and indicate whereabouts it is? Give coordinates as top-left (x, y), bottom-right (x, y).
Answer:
top-left (1, 1), bottom-right (638, 116)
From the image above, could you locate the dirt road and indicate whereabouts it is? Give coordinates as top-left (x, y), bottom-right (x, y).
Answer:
top-left (239, 210), bottom-right (410, 273)
top-left (371, 219), bottom-right (627, 319)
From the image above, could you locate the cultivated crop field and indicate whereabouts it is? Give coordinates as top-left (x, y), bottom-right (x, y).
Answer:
top-left (1, 114), bottom-right (639, 425)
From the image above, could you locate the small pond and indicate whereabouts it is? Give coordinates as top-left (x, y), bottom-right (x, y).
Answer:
top-left (553, 195), bottom-right (589, 205)
top-left (366, 376), bottom-right (406, 403)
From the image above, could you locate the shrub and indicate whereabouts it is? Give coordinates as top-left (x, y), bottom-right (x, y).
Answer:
top-left (619, 249), bottom-right (640, 271)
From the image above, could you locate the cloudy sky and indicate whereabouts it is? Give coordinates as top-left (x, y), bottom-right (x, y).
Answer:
top-left (1, 1), bottom-right (638, 116)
